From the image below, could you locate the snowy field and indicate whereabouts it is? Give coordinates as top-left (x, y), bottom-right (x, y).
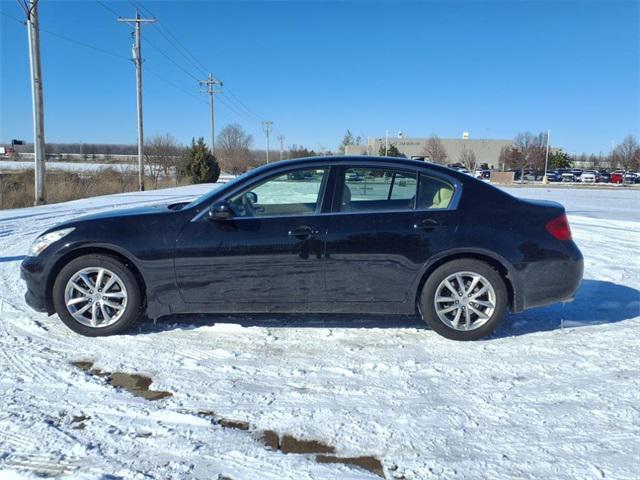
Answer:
top-left (0, 160), bottom-right (142, 173)
top-left (0, 161), bottom-right (236, 184)
top-left (0, 184), bottom-right (638, 479)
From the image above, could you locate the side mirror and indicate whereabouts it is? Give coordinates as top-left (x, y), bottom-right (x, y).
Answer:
top-left (208, 201), bottom-right (233, 221)
top-left (245, 191), bottom-right (258, 204)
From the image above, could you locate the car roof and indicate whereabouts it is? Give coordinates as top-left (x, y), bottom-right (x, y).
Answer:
top-left (251, 155), bottom-right (468, 179)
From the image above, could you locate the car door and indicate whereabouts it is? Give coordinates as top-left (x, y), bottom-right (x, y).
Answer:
top-left (173, 166), bottom-right (331, 311)
top-left (324, 165), bottom-right (459, 306)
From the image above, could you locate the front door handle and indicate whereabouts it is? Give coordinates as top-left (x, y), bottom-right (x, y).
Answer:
top-left (288, 225), bottom-right (319, 239)
top-left (414, 218), bottom-right (441, 231)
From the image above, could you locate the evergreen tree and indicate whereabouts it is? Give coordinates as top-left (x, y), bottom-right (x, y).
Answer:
top-left (183, 137), bottom-right (220, 183)
top-left (378, 143), bottom-right (403, 157)
top-left (339, 130), bottom-right (355, 154)
top-left (548, 150), bottom-right (573, 169)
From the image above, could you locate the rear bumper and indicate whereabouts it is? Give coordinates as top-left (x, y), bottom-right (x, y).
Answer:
top-left (20, 256), bottom-right (50, 313)
top-left (512, 243), bottom-right (584, 312)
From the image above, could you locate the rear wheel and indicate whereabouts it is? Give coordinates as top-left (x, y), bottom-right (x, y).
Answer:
top-left (52, 254), bottom-right (142, 336)
top-left (420, 259), bottom-right (507, 340)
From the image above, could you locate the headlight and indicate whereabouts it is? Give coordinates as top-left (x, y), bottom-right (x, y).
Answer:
top-left (28, 227), bottom-right (75, 257)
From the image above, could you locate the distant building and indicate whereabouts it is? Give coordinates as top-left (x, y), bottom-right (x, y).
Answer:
top-left (345, 136), bottom-right (513, 169)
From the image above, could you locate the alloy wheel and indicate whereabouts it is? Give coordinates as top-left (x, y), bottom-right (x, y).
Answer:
top-left (63, 267), bottom-right (128, 328)
top-left (433, 271), bottom-right (496, 331)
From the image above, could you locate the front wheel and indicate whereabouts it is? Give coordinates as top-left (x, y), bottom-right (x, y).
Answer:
top-left (420, 259), bottom-right (508, 341)
top-left (52, 254), bottom-right (142, 336)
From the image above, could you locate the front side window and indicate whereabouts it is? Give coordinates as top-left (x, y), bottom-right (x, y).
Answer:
top-left (229, 168), bottom-right (328, 217)
top-left (416, 174), bottom-right (455, 210)
top-left (341, 168), bottom-right (417, 212)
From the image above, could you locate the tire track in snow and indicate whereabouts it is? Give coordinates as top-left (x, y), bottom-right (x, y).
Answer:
top-left (4, 454), bottom-right (82, 476)
top-left (0, 429), bottom-right (35, 450)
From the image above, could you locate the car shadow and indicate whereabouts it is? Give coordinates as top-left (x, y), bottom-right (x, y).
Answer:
top-left (0, 255), bottom-right (26, 263)
top-left (140, 279), bottom-right (638, 338)
top-left (143, 312), bottom-right (426, 333)
top-left (494, 279), bottom-right (640, 338)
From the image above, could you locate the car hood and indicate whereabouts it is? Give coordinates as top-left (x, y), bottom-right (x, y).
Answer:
top-left (44, 203), bottom-right (179, 235)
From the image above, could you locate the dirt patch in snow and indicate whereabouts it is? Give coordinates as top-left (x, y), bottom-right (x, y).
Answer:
top-left (316, 455), bottom-right (385, 477)
top-left (71, 360), bottom-right (172, 401)
top-left (196, 410), bottom-right (383, 477)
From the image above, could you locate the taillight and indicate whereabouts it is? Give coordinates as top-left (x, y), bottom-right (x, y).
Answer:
top-left (546, 213), bottom-right (572, 241)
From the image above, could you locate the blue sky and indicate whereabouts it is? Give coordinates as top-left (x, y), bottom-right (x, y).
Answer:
top-left (1, 1), bottom-right (638, 154)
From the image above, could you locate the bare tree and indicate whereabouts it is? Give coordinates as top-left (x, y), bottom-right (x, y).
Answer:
top-left (498, 146), bottom-right (517, 171)
top-left (112, 165), bottom-right (138, 192)
top-left (217, 123), bottom-right (254, 174)
top-left (512, 132), bottom-right (546, 179)
top-left (610, 134), bottom-right (640, 170)
top-left (145, 133), bottom-right (182, 188)
top-left (459, 147), bottom-right (477, 171)
top-left (422, 135), bottom-right (448, 164)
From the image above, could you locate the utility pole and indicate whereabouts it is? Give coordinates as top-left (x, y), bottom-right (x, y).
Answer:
top-left (262, 121), bottom-right (273, 164)
top-left (385, 130), bottom-right (389, 156)
top-left (19, 0), bottom-right (46, 205)
top-left (277, 134), bottom-right (285, 161)
top-left (198, 73), bottom-right (222, 152)
top-left (543, 129), bottom-right (551, 184)
top-left (118, 10), bottom-right (156, 191)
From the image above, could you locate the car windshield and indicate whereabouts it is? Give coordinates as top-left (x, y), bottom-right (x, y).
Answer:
top-left (182, 168), bottom-right (258, 210)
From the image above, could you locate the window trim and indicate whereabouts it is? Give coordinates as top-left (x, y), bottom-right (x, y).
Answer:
top-left (332, 165), bottom-right (461, 214)
top-left (334, 166), bottom-right (419, 214)
top-left (193, 165), bottom-right (332, 222)
top-left (415, 173), bottom-right (458, 211)
top-left (191, 161), bottom-right (462, 222)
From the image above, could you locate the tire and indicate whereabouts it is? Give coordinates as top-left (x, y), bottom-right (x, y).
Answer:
top-left (52, 254), bottom-right (143, 336)
top-left (419, 259), bottom-right (507, 341)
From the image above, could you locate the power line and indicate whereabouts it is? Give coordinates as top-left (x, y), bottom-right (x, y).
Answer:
top-left (30, 22), bottom-right (207, 106)
top-left (41, 27), bottom-right (130, 61)
top-left (144, 36), bottom-right (200, 82)
top-left (129, 0), bottom-right (265, 124)
top-left (92, 1), bottom-right (205, 105)
top-left (224, 86), bottom-right (262, 120)
top-left (131, 0), bottom-right (209, 76)
top-left (217, 95), bottom-right (260, 123)
top-left (95, 0), bottom-right (122, 18)
top-left (1, 10), bottom-right (25, 24)
top-left (146, 67), bottom-right (207, 104)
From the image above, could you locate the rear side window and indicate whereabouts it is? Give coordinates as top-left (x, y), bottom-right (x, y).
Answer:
top-left (341, 168), bottom-right (417, 212)
top-left (416, 174), bottom-right (454, 210)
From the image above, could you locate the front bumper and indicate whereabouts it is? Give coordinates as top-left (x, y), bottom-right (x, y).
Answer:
top-left (20, 256), bottom-right (50, 313)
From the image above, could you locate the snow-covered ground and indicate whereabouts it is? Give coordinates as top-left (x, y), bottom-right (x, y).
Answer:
top-left (0, 161), bottom-right (236, 183)
top-left (0, 160), bottom-right (143, 173)
top-left (0, 185), bottom-right (638, 479)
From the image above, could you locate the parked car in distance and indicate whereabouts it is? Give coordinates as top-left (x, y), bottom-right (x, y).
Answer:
top-left (562, 172), bottom-right (576, 182)
top-left (509, 169), bottom-right (537, 182)
top-left (545, 171), bottom-right (562, 182)
top-left (611, 170), bottom-right (625, 184)
top-left (570, 169), bottom-right (584, 182)
top-left (580, 170), bottom-right (598, 183)
top-left (599, 170), bottom-right (611, 183)
top-left (474, 168), bottom-right (490, 179)
top-left (21, 156), bottom-right (583, 341)
top-left (623, 172), bottom-right (639, 184)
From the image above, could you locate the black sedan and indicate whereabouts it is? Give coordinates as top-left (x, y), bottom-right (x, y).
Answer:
top-left (21, 156), bottom-right (583, 341)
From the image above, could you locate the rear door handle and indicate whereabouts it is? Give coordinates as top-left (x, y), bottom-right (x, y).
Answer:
top-left (414, 219), bottom-right (441, 231)
top-left (288, 225), bottom-right (319, 239)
